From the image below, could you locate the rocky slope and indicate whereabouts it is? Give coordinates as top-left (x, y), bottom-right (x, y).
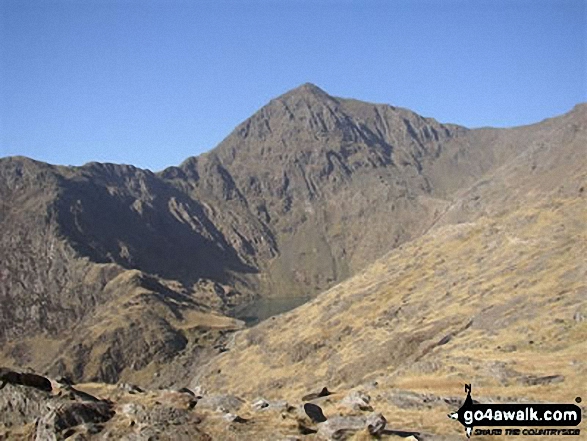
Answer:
top-left (0, 367), bottom-right (465, 441)
top-left (0, 84), bottom-right (584, 392)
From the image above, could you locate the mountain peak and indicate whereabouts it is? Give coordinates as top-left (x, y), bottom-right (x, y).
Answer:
top-left (282, 82), bottom-right (330, 100)
top-left (297, 82), bottom-right (325, 92)
top-left (570, 102), bottom-right (587, 116)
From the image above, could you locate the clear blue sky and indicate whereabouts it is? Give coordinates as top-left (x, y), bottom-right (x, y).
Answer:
top-left (1, 0), bottom-right (585, 171)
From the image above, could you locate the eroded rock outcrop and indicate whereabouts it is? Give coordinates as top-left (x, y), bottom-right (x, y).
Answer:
top-left (35, 400), bottom-right (115, 441)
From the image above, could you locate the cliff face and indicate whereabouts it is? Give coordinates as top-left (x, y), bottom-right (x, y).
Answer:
top-left (1, 84), bottom-right (584, 386)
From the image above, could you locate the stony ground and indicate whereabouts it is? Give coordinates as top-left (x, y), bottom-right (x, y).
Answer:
top-left (0, 372), bottom-right (469, 440)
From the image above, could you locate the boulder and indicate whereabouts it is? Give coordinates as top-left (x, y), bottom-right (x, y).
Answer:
top-left (341, 390), bottom-right (373, 411)
top-left (120, 402), bottom-right (195, 427)
top-left (303, 403), bottom-right (327, 423)
top-left (118, 383), bottom-right (144, 394)
top-left (223, 412), bottom-right (248, 423)
top-left (252, 398), bottom-right (290, 412)
top-left (121, 402), bottom-right (148, 421)
top-left (252, 398), bottom-right (269, 410)
top-left (35, 401), bottom-right (115, 440)
top-left (318, 415), bottom-right (365, 440)
top-left (0, 383), bottom-right (52, 427)
top-left (366, 412), bottom-right (387, 435)
top-left (196, 394), bottom-right (244, 413)
top-left (268, 399), bottom-right (290, 412)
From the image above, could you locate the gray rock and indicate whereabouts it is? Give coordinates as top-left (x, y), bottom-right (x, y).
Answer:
top-left (366, 412), bottom-right (387, 435)
top-left (521, 375), bottom-right (564, 386)
top-left (252, 398), bottom-right (269, 410)
top-left (197, 394), bottom-right (244, 413)
top-left (318, 415), bottom-right (365, 440)
top-left (386, 390), bottom-right (429, 409)
top-left (191, 385), bottom-right (207, 397)
top-left (0, 383), bottom-right (52, 426)
top-left (118, 383), bottom-right (144, 394)
top-left (223, 412), bottom-right (248, 423)
top-left (35, 401), bottom-right (114, 441)
top-left (121, 402), bottom-right (147, 419)
top-left (252, 398), bottom-right (290, 412)
top-left (341, 390), bottom-right (373, 411)
top-left (120, 402), bottom-right (194, 426)
top-left (268, 400), bottom-right (290, 412)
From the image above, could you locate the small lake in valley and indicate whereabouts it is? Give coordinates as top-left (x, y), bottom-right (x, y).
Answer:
top-left (233, 296), bottom-right (310, 326)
